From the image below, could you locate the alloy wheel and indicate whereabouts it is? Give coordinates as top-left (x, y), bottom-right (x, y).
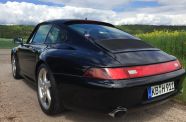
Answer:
top-left (12, 56), bottom-right (16, 77)
top-left (38, 68), bottom-right (52, 110)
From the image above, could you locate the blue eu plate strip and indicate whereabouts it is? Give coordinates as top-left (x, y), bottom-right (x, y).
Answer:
top-left (147, 87), bottom-right (152, 99)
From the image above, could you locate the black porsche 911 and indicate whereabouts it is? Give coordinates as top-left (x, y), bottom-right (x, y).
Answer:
top-left (11, 19), bottom-right (185, 117)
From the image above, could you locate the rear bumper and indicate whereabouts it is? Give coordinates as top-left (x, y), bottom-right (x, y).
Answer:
top-left (54, 69), bottom-right (186, 113)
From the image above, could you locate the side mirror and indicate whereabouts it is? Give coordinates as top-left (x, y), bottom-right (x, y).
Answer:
top-left (13, 37), bottom-right (23, 45)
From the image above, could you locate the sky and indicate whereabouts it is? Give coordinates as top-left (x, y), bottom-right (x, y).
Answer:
top-left (0, 0), bottom-right (186, 25)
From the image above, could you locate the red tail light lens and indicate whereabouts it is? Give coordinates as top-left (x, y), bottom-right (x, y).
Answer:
top-left (83, 68), bottom-right (130, 80)
top-left (83, 60), bottom-right (182, 80)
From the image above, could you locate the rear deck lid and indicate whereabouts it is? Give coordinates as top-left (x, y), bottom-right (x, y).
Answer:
top-left (95, 39), bottom-right (176, 66)
top-left (114, 50), bottom-right (176, 66)
top-left (95, 39), bottom-right (158, 53)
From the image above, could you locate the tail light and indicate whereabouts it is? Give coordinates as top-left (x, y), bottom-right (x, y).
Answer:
top-left (83, 60), bottom-right (182, 80)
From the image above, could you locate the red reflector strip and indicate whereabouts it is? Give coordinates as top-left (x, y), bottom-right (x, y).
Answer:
top-left (125, 60), bottom-right (181, 79)
top-left (84, 60), bottom-right (181, 80)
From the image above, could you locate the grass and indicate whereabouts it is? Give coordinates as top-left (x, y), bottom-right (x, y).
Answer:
top-left (0, 38), bottom-right (15, 49)
top-left (137, 31), bottom-right (186, 102)
top-left (175, 80), bottom-right (186, 103)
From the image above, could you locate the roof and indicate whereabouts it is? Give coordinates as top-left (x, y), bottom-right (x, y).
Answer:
top-left (40, 19), bottom-right (115, 27)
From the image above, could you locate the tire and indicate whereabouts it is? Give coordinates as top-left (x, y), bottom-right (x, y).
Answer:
top-left (37, 64), bottom-right (65, 115)
top-left (11, 55), bottom-right (21, 79)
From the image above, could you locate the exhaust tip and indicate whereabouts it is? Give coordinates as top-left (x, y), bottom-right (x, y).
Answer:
top-left (108, 106), bottom-right (127, 118)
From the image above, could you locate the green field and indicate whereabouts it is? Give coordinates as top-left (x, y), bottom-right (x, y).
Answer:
top-left (0, 38), bottom-right (15, 49)
top-left (0, 25), bottom-right (34, 39)
top-left (0, 25), bottom-right (186, 103)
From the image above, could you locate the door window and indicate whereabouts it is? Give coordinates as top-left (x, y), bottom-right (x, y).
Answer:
top-left (45, 26), bottom-right (67, 44)
top-left (32, 24), bottom-right (52, 44)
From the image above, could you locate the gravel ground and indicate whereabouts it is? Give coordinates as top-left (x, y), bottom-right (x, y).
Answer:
top-left (0, 49), bottom-right (186, 122)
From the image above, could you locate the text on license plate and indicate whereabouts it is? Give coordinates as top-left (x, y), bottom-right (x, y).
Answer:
top-left (147, 81), bottom-right (175, 99)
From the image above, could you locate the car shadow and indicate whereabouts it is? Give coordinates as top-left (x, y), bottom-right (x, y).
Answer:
top-left (21, 78), bottom-right (37, 91)
top-left (20, 77), bottom-right (173, 122)
top-left (56, 100), bottom-right (173, 122)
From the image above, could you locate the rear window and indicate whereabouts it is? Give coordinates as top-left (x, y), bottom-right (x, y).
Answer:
top-left (68, 24), bottom-right (139, 41)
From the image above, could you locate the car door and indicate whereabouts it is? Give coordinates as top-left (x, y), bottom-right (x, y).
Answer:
top-left (18, 24), bottom-right (52, 80)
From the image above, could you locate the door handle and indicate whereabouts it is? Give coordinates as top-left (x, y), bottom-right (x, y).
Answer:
top-left (29, 46), bottom-right (36, 53)
top-left (31, 48), bottom-right (36, 53)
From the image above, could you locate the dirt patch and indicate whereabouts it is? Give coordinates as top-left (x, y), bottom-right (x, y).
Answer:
top-left (0, 49), bottom-right (186, 122)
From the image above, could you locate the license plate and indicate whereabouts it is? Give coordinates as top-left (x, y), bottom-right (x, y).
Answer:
top-left (147, 81), bottom-right (175, 99)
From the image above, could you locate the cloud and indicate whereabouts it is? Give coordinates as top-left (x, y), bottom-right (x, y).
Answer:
top-left (0, 1), bottom-right (118, 25)
top-left (129, 0), bottom-right (186, 5)
top-left (116, 13), bottom-right (186, 25)
top-left (157, 0), bottom-right (186, 5)
top-left (39, 0), bottom-right (131, 9)
top-left (0, 1), bottom-right (186, 25)
top-left (39, 0), bottom-right (186, 10)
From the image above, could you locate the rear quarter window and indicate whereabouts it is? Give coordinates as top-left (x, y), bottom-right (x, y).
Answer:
top-left (32, 24), bottom-right (52, 44)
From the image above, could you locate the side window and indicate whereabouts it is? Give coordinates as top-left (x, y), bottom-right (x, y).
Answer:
top-left (45, 26), bottom-right (67, 44)
top-left (32, 24), bottom-right (52, 44)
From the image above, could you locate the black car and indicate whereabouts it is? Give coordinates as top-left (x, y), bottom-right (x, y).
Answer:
top-left (11, 19), bottom-right (185, 117)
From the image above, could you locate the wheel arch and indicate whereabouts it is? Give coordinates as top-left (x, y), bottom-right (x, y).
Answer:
top-left (35, 60), bottom-right (45, 80)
